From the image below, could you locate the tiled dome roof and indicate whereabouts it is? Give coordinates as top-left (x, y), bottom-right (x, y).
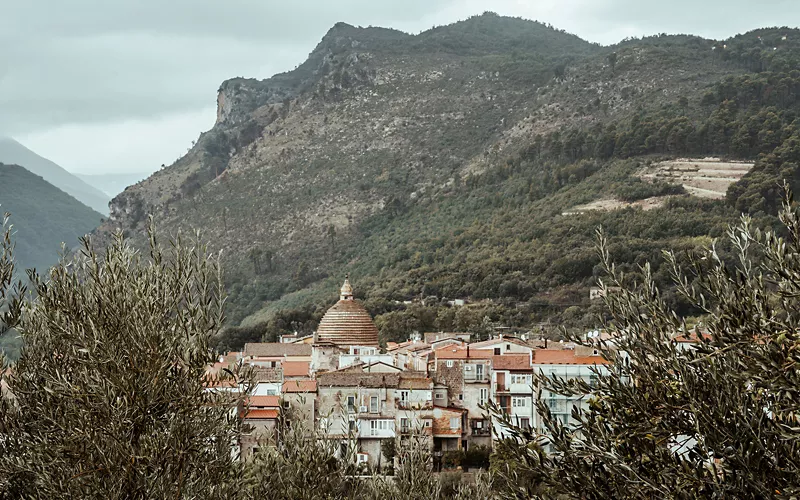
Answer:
top-left (316, 276), bottom-right (379, 347)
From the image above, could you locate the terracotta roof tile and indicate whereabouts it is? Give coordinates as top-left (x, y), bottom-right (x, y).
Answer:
top-left (317, 372), bottom-right (400, 388)
top-left (245, 409), bottom-right (279, 419)
top-left (492, 354), bottom-right (532, 371)
top-left (282, 361), bottom-right (310, 377)
top-left (243, 343), bottom-right (312, 357)
top-left (398, 372), bottom-right (433, 389)
top-left (248, 395), bottom-right (280, 408)
top-left (282, 380), bottom-right (318, 393)
top-left (533, 350), bottom-right (610, 365)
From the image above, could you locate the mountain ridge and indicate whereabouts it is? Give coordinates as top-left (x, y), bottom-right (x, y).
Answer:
top-left (0, 163), bottom-right (103, 271)
top-left (0, 137), bottom-right (110, 214)
top-left (96, 14), bottom-right (800, 348)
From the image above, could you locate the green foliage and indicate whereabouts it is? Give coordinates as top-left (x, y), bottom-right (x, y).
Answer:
top-left (488, 437), bottom-right (548, 498)
top-left (489, 192), bottom-right (800, 497)
top-left (463, 445), bottom-right (491, 469)
top-left (246, 416), bottom-right (366, 499)
top-left (442, 450), bottom-right (464, 469)
top-left (0, 164), bottom-right (102, 271)
top-left (0, 221), bottom-right (250, 498)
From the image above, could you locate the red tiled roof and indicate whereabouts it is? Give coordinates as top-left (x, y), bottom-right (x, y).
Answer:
top-left (248, 395), bottom-right (280, 408)
top-left (282, 361), bottom-right (310, 377)
top-left (245, 409), bottom-right (279, 419)
top-left (398, 372), bottom-right (433, 389)
top-left (492, 354), bottom-right (532, 371)
top-left (243, 343), bottom-right (312, 357)
top-left (282, 380), bottom-right (317, 393)
top-left (533, 350), bottom-right (610, 365)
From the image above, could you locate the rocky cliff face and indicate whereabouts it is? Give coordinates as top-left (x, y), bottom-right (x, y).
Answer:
top-left (99, 13), bottom-right (750, 327)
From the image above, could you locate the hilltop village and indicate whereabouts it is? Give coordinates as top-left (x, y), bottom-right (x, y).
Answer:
top-left (208, 277), bottom-right (619, 469)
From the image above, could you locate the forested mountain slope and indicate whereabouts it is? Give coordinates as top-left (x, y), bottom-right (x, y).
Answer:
top-left (0, 137), bottom-right (110, 214)
top-left (0, 164), bottom-right (103, 272)
top-left (97, 13), bottom-right (800, 349)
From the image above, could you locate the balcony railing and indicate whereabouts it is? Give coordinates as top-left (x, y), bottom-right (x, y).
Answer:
top-left (464, 374), bottom-right (489, 383)
top-left (471, 427), bottom-right (491, 436)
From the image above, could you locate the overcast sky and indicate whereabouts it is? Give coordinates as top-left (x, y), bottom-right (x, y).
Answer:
top-left (2, 0), bottom-right (798, 175)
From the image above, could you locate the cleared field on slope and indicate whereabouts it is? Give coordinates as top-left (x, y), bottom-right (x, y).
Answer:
top-left (641, 158), bottom-right (754, 199)
top-left (563, 158), bottom-right (754, 215)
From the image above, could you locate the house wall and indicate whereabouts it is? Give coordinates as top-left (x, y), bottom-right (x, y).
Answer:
top-left (284, 392), bottom-right (316, 430)
top-left (240, 419), bottom-right (278, 460)
top-left (318, 386), bottom-right (396, 438)
top-left (253, 382), bottom-right (282, 396)
top-left (491, 369), bottom-right (535, 440)
top-left (338, 354), bottom-right (395, 369)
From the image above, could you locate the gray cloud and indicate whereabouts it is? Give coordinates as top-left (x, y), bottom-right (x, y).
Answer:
top-left (0, 0), bottom-right (450, 135)
top-left (2, 0), bottom-right (798, 174)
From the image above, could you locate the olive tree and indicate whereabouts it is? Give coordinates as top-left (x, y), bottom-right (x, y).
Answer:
top-left (0, 219), bottom-right (249, 499)
top-left (491, 189), bottom-right (800, 499)
top-left (0, 214), bottom-right (23, 336)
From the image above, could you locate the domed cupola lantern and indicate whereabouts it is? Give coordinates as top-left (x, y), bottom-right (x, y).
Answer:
top-left (316, 275), bottom-right (379, 348)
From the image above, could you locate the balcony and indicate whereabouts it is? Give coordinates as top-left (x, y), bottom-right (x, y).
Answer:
top-left (495, 383), bottom-right (509, 393)
top-left (396, 400), bottom-right (431, 410)
top-left (471, 427), bottom-right (491, 437)
top-left (463, 374), bottom-right (489, 384)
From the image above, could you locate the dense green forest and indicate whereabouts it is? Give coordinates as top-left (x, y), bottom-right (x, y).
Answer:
top-left (0, 164), bottom-right (103, 272)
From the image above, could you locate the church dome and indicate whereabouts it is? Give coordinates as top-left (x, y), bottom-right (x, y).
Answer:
top-left (316, 276), bottom-right (379, 348)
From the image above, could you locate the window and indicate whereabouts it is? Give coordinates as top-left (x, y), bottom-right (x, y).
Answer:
top-left (266, 388), bottom-right (278, 396)
top-left (348, 419), bottom-right (356, 432)
top-left (400, 417), bottom-right (409, 432)
top-left (283, 400), bottom-right (291, 410)
top-left (479, 388), bottom-right (488, 405)
top-left (520, 417), bottom-right (531, 430)
top-left (446, 360), bottom-right (454, 368)
top-left (494, 348), bottom-right (501, 355)
top-left (347, 396), bottom-right (356, 413)
top-left (476, 364), bottom-right (484, 379)
top-left (589, 375), bottom-right (599, 388)
top-left (400, 391), bottom-right (409, 402)
top-left (450, 417), bottom-right (460, 430)
top-left (370, 420), bottom-right (393, 436)
top-left (435, 392), bottom-right (444, 400)
top-left (506, 344), bottom-right (510, 351)
top-left (511, 374), bottom-right (531, 385)
top-left (512, 397), bottom-right (528, 408)
top-left (458, 394), bottom-right (463, 400)
top-left (370, 396), bottom-right (379, 413)
top-left (474, 420), bottom-right (483, 429)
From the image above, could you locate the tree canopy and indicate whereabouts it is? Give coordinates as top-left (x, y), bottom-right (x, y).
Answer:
top-left (489, 187), bottom-right (800, 499)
